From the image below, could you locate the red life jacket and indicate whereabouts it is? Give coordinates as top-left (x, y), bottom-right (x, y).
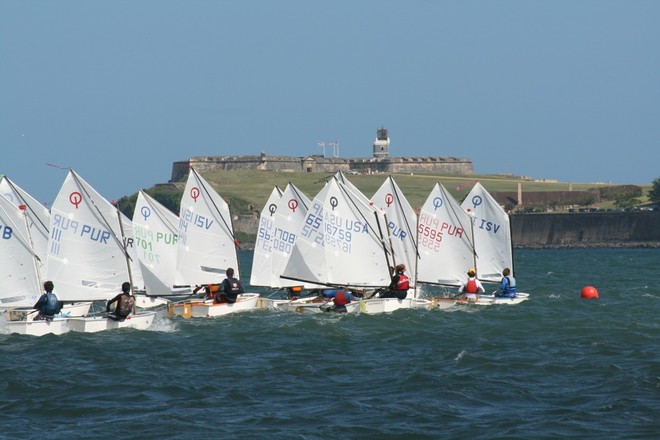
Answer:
top-left (465, 278), bottom-right (478, 294)
top-left (334, 291), bottom-right (348, 306)
top-left (396, 274), bottom-right (410, 291)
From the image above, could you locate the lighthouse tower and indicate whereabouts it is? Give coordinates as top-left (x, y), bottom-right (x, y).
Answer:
top-left (373, 127), bottom-right (390, 158)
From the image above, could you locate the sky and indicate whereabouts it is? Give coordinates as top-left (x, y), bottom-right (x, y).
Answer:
top-left (2, 0), bottom-right (659, 206)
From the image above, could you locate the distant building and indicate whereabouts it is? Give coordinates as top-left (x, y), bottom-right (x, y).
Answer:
top-left (170, 128), bottom-right (475, 182)
top-left (373, 127), bottom-right (390, 158)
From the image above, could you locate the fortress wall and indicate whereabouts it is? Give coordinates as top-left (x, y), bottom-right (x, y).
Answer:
top-left (172, 155), bottom-right (475, 181)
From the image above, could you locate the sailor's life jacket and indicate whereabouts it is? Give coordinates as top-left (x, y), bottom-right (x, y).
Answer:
top-left (42, 292), bottom-right (62, 316)
top-left (116, 294), bottom-right (135, 318)
top-left (465, 278), bottom-right (479, 294)
top-left (396, 274), bottom-right (410, 291)
top-left (333, 291), bottom-right (349, 307)
top-left (217, 277), bottom-right (243, 303)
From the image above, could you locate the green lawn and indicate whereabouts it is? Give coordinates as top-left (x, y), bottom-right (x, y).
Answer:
top-left (170, 170), bottom-right (637, 212)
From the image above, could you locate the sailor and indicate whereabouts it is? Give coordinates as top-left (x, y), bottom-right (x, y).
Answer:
top-left (332, 290), bottom-right (355, 313)
top-left (457, 268), bottom-right (485, 301)
top-left (33, 281), bottom-right (63, 321)
top-left (496, 268), bottom-right (517, 298)
top-left (215, 268), bottom-right (244, 304)
top-left (380, 264), bottom-right (409, 299)
top-left (106, 282), bottom-right (135, 321)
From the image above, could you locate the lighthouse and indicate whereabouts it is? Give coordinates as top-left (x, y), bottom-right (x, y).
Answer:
top-left (373, 127), bottom-right (390, 158)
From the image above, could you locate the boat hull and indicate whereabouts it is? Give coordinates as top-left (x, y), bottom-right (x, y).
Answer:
top-left (66, 311), bottom-right (157, 333)
top-left (473, 292), bottom-right (530, 305)
top-left (280, 297), bottom-right (330, 314)
top-left (286, 297), bottom-right (434, 314)
top-left (346, 297), bottom-right (434, 314)
top-left (3, 302), bottom-right (94, 336)
top-left (432, 292), bottom-right (530, 307)
top-left (169, 293), bottom-right (260, 318)
top-left (134, 294), bottom-right (170, 309)
top-left (4, 318), bottom-right (70, 336)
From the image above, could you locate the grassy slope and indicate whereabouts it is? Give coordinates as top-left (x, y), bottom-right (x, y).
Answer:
top-left (182, 170), bottom-right (642, 212)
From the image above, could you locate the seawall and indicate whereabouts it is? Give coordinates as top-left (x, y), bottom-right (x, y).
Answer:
top-left (234, 211), bottom-right (660, 249)
top-left (510, 211), bottom-right (660, 248)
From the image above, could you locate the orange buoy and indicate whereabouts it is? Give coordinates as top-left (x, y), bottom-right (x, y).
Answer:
top-left (580, 286), bottom-right (599, 299)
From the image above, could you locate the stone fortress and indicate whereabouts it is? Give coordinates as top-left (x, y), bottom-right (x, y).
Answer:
top-left (170, 128), bottom-right (475, 181)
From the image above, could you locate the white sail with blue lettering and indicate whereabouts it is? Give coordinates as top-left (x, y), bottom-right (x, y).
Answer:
top-left (175, 168), bottom-right (240, 285)
top-left (416, 183), bottom-right (475, 287)
top-left (46, 170), bottom-right (139, 301)
top-left (281, 178), bottom-right (391, 288)
top-left (0, 195), bottom-right (42, 307)
top-left (249, 186), bottom-right (283, 287)
top-left (460, 182), bottom-right (513, 283)
top-left (371, 176), bottom-right (418, 290)
top-left (271, 183), bottom-right (322, 289)
top-left (0, 176), bottom-right (50, 280)
top-left (132, 190), bottom-right (181, 295)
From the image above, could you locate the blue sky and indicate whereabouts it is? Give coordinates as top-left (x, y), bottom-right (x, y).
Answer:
top-left (2, 1), bottom-right (659, 206)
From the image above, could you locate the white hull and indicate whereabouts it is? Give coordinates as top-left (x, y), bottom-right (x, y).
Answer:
top-left (134, 294), bottom-right (170, 309)
top-left (169, 293), bottom-right (260, 318)
top-left (280, 297), bottom-right (330, 314)
top-left (67, 311), bottom-right (157, 333)
top-left (432, 292), bottom-right (530, 307)
top-left (346, 297), bottom-right (434, 314)
top-left (258, 297), bottom-right (289, 309)
top-left (3, 302), bottom-right (94, 336)
top-left (473, 292), bottom-right (530, 306)
top-left (258, 289), bottom-right (324, 310)
top-left (4, 318), bottom-right (71, 336)
top-left (285, 297), bottom-right (434, 314)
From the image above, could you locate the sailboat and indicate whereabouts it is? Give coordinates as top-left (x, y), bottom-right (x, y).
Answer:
top-left (131, 190), bottom-right (189, 308)
top-left (44, 169), bottom-right (156, 332)
top-left (252, 183), bottom-right (324, 309)
top-left (168, 168), bottom-right (259, 318)
top-left (459, 182), bottom-right (529, 305)
top-left (0, 176), bottom-right (50, 280)
top-left (249, 185), bottom-right (284, 306)
top-left (415, 182), bottom-right (475, 309)
top-left (370, 175), bottom-right (419, 290)
top-left (0, 195), bottom-right (68, 335)
top-left (1, 178), bottom-right (91, 336)
top-left (281, 177), bottom-right (432, 314)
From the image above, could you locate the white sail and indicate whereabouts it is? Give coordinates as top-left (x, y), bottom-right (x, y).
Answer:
top-left (132, 190), bottom-right (180, 294)
top-left (281, 178), bottom-right (391, 288)
top-left (334, 170), bottom-right (372, 206)
top-left (0, 176), bottom-right (50, 280)
top-left (0, 196), bottom-right (42, 307)
top-left (270, 183), bottom-right (321, 289)
top-left (46, 170), bottom-right (137, 301)
top-left (120, 214), bottom-right (145, 291)
top-left (176, 168), bottom-right (240, 285)
top-left (249, 186), bottom-right (283, 287)
top-left (417, 183), bottom-right (475, 286)
top-left (371, 176), bottom-right (419, 289)
top-left (461, 182), bottom-right (513, 283)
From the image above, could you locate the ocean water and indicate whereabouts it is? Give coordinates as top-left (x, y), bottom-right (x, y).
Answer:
top-left (1, 249), bottom-right (658, 439)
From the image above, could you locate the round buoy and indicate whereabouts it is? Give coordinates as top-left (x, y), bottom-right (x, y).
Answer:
top-left (580, 286), bottom-right (599, 299)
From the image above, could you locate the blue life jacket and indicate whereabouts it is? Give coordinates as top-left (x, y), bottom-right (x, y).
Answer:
top-left (499, 276), bottom-right (517, 297)
top-left (42, 292), bottom-right (61, 315)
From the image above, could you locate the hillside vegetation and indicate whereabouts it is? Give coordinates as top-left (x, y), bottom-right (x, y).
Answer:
top-left (117, 170), bottom-right (651, 218)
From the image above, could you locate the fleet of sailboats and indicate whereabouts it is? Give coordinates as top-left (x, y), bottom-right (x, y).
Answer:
top-left (1, 170), bottom-right (529, 336)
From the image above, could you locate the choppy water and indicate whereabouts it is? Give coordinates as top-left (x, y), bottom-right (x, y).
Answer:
top-left (1, 249), bottom-right (658, 439)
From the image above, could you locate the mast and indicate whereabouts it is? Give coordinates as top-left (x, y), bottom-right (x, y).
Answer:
top-left (117, 209), bottom-right (136, 314)
top-left (19, 204), bottom-right (43, 289)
